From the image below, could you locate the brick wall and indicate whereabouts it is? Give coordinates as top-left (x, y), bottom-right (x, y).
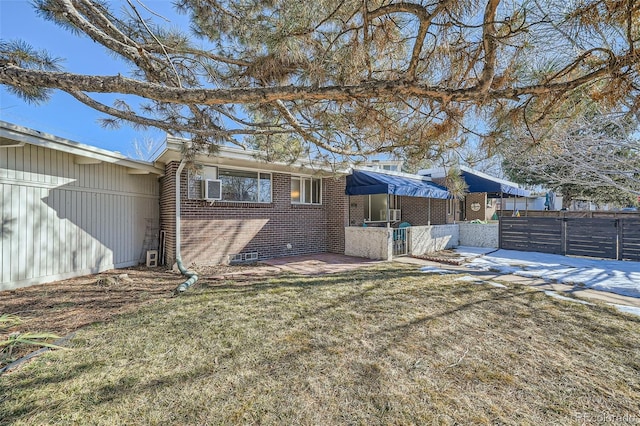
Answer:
top-left (159, 162), bottom-right (178, 265)
top-left (464, 192), bottom-right (487, 221)
top-left (348, 195), bottom-right (366, 226)
top-left (401, 196), bottom-right (449, 225)
top-left (431, 199), bottom-right (449, 224)
top-left (160, 161), bottom-right (347, 266)
top-left (325, 177), bottom-right (349, 253)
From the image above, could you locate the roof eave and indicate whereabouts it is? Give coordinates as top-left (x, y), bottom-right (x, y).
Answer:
top-left (0, 121), bottom-right (164, 176)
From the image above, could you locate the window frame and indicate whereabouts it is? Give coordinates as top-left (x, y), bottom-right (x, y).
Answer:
top-left (291, 176), bottom-right (322, 205)
top-left (364, 194), bottom-right (400, 222)
top-left (217, 167), bottom-right (273, 203)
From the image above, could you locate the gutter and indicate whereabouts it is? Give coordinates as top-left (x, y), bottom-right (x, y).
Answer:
top-left (173, 159), bottom-right (198, 294)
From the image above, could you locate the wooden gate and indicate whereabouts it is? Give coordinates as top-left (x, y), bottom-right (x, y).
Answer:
top-left (499, 216), bottom-right (640, 261)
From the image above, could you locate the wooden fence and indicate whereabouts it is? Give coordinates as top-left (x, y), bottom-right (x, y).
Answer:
top-left (499, 215), bottom-right (640, 261)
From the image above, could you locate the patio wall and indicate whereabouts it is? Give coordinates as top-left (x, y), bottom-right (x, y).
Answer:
top-left (345, 222), bottom-right (499, 261)
top-left (409, 225), bottom-right (459, 255)
top-left (459, 223), bottom-right (499, 248)
top-left (344, 226), bottom-right (392, 261)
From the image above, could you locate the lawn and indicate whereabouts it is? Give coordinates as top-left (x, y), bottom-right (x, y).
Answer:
top-left (1, 264), bottom-right (639, 425)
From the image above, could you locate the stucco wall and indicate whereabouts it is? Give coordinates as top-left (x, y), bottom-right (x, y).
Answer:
top-left (409, 225), bottom-right (459, 255)
top-left (459, 222), bottom-right (499, 248)
top-left (344, 226), bottom-right (391, 260)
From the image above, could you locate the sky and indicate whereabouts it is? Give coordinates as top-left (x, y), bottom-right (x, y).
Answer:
top-left (0, 0), bottom-right (181, 159)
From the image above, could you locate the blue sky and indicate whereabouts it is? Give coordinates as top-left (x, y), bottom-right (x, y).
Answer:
top-left (0, 1), bottom-right (180, 159)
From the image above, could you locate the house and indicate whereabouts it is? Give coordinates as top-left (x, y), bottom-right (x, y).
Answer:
top-left (2, 121), bottom-right (524, 290)
top-left (154, 136), bottom-right (349, 268)
top-left (0, 121), bottom-right (163, 290)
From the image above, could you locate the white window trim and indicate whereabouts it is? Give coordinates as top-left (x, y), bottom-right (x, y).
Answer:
top-left (291, 176), bottom-right (322, 205)
top-left (364, 194), bottom-right (399, 222)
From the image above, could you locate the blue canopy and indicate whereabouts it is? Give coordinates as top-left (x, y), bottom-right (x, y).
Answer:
top-left (461, 169), bottom-right (530, 197)
top-left (346, 169), bottom-right (451, 199)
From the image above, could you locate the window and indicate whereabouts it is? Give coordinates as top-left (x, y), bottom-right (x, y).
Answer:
top-left (364, 194), bottom-right (399, 221)
top-left (219, 169), bottom-right (272, 203)
top-left (291, 176), bottom-right (321, 204)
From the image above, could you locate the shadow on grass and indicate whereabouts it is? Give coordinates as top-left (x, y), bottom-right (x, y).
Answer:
top-left (193, 265), bottom-right (426, 294)
top-left (3, 264), bottom-right (637, 424)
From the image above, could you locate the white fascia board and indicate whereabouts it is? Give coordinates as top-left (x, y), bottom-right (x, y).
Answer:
top-left (416, 167), bottom-right (447, 178)
top-left (418, 165), bottom-right (523, 189)
top-left (159, 135), bottom-right (348, 176)
top-left (353, 166), bottom-right (435, 182)
top-left (0, 121), bottom-right (164, 176)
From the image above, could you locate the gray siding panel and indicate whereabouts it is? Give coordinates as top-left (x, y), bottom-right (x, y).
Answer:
top-left (0, 144), bottom-right (160, 290)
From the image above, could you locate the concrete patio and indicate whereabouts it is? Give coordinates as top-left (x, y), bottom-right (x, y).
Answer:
top-left (261, 253), bottom-right (382, 275)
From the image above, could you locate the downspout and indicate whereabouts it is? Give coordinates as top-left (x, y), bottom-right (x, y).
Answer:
top-left (173, 159), bottom-right (198, 293)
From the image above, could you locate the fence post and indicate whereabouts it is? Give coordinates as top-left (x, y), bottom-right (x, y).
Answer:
top-left (561, 218), bottom-right (567, 255)
top-left (616, 218), bottom-right (622, 260)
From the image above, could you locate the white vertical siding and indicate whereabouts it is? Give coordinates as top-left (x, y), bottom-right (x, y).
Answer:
top-left (0, 143), bottom-right (160, 290)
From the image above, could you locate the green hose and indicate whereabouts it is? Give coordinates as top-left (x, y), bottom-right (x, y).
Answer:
top-left (174, 259), bottom-right (198, 294)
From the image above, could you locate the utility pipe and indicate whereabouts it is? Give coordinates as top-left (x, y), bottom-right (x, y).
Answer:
top-left (173, 159), bottom-right (198, 293)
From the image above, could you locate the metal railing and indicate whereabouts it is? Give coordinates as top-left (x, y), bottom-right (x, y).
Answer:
top-left (392, 227), bottom-right (409, 256)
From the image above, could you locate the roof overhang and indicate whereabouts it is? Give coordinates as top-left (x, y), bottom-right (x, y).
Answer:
top-left (155, 135), bottom-right (347, 176)
top-left (0, 121), bottom-right (164, 176)
top-left (346, 168), bottom-right (451, 199)
top-left (418, 166), bottom-right (530, 198)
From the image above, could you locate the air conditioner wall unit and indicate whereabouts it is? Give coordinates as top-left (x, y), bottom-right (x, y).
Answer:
top-left (389, 209), bottom-right (401, 221)
top-left (379, 209), bottom-right (402, 221)
top-left (201, 179), bottom-right (222, 200)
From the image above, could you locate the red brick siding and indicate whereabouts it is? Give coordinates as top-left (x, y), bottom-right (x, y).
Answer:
top-left (160, 162), bottom-right (347, 266)
top-left (464, 192), bottom-right (487, 221)
top-left (348, 195), bottom-right (366, 226)
top-left (325, 177), bottom-right (348, 254)
top-left (430, 199), bottom-right (448, 224)
top-left (159, 162), bottom-right (177, 265)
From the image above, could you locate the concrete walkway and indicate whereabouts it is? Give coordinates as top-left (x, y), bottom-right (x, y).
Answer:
top-left (395, 256), bottom-right (640, 309)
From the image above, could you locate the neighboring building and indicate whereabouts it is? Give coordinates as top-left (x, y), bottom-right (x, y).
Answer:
top-left (0, 121), bottom-right (163, 290)
top-left (418, 166), bottom-right (530, 221)
top-left (500, 193), bottom-right (563, 213)
top-left (363, 159), bottom-right (404, 172)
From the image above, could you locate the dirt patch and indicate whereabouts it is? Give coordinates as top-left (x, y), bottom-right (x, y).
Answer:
top-left (412, 250), bottom-right (467, 265)
top-left (1, 263), bottom-right (278, 366)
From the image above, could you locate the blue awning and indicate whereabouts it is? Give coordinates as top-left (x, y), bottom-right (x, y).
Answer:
top-left (461, 169), bottom-right (530, 197)
top-left (346, 169), bottom-right (451, 199)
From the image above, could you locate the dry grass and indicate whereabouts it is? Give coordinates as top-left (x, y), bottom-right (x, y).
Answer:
top-left (1, 264), bottom-right (639, 425)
